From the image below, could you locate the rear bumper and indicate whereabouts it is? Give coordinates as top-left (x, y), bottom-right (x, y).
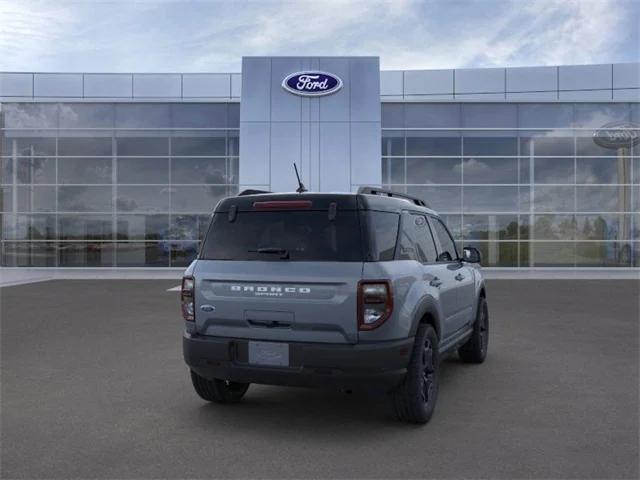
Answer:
top-left (183, 333), bottom-right (413, 392)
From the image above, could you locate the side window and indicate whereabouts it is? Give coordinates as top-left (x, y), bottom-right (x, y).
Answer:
top-left (431, 218), bottom-right (458, 262)
top-left (397, 213), bottom-right (438, 263)
top-left (367, 211), bottom-right (400, 261)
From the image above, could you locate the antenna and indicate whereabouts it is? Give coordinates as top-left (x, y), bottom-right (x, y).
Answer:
top-left (293, 163), bottom-right (308, 193)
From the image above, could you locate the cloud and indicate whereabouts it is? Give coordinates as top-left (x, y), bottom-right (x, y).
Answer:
top-left (0, 0), bottom-right (636, 72)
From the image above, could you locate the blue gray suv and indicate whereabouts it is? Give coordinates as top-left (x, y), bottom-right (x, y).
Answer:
top-left (182, 187), bottom-right (488, 423)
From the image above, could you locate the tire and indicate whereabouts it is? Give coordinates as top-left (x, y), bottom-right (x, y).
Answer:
top-left (190, 370), bottom-right (250, 404)
top-left (390, 324), bottom-right (439, 424)
top-left (458, 296), bottom-right (489, 364)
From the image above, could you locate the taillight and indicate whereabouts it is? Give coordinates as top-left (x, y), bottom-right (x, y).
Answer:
top-left (358, 280), bottom-right (393, 330)
top-left (181, 276), bottom-right (195, 322)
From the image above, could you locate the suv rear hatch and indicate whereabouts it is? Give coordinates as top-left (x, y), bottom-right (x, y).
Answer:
top-left (193, 195), bottom-right (363, 344)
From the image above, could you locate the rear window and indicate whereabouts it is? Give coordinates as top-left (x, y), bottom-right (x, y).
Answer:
top-left (200, 210), bottom-right (363, 261)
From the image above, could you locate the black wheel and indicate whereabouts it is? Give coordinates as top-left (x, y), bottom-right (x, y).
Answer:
top-left (190, 370), bottom-right (249, 404)
top-left (390, 324), bottom-right (439, 424)
top-left (458, 296), bottom-right (489, 363)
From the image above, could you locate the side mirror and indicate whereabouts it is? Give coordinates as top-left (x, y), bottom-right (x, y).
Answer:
top-left (462, 247), bottom-right (481, 264)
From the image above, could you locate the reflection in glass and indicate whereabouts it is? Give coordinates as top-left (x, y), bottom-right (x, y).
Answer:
top-left (171, 136), bottom-right (226, 156)
top-left (58, 242), bottom-right (114, 267)
top-left (463, 137), bottom-right (517, 156)
top-left (406, 135), bottom-right (460, 156)
top-left (381, 133), bottom-right (404, 156)
top-left (171, 158), bottom-right (227, 184)
top-left (405, 186), bottom-right (461, 213)
top-left (2, 214), bottom-right (56, 240)
top-left (533, 186), bottom-right (574, 212)
top-left (59, 215), bottom-right (113, 240)
top-left (463, 186), bottom-right (519, 212)
top-left (575, 242), bottom-right (632, 267)
top-left (462, 157), bottom-right (518, 184)
top-left (16, 157), bottom-right (56, 184)
top-left (171, 186), bottom-right (229, 213)
top-left (17, 186), bottom-right (56, 212)
top-left (462, 241), bottom-right (518, 267)
top-left (531, 242), bottom-right (575, 267)
top-left (576, 157), bottom-right (631, 184)
top-left (116, 137), bottom-right (168, 156)
top-left (170, 241), bottom-right (200, 267)
top-left (58, 158), bottom-right (112, 184)
top-left (2, 242), bottom-right (57, 266)
top-left (116, 215), bottom-right (169, 241)
top-left (407, 158), bottom-right (461, 184)
top-left (462, 215), bottom-right (519, 240)
top-left (2, 137), bottom-right (56, 156)
top-left (534, 157), bottom-right (574, 184)
top-left (576, 186), bottom-right (627, 212)
top-left (117, 158), bottom-right (169, 184)
top-left (170, 215), bottom-right (210, 240)
top-left (116, 186), bottom-right (170, 213)
top-left (58, 186), bottom-right (112, 212)
top-left (575, 214), bottom-right (631, 241)
top-left (58, 137), bottom-right (112, 156)
top-left (533, 215), bottom-right (576, 240)
top-left (115, 242), bottom-right (170, 267)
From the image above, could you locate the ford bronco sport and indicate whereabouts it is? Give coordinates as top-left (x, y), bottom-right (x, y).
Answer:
top-left (182, 187), bottom-right (488, 424)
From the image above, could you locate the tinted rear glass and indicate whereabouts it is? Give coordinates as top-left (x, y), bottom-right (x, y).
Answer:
top-left (366, 211), bottom-right (400, 261)
top-left (201, 210), bottom-right (363, 261)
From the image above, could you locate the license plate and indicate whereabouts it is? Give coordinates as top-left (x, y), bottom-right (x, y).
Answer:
top-left (248, 341), bottom-right (289, 367)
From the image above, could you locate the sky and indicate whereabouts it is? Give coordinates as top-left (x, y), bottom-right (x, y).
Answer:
top-left (0, 0), bottom-right (638, 73)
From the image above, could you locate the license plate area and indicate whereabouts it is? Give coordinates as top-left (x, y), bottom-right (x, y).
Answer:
top-left (248, 341), bottom-right (289, 367)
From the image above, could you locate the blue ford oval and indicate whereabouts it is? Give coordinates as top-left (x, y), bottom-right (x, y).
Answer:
top-left (282, 71), bottom-right (343, 96)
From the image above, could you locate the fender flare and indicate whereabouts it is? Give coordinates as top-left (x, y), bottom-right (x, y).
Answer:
top-left (409, 295), bottom-right (443, 339)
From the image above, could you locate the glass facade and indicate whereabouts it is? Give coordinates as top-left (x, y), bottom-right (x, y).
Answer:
top-left (382, 103), bottom-right (639, 267)
top-left (1, 100), bottom-right (638, 268)
top-left (0, 103), bottom-right (239, 267)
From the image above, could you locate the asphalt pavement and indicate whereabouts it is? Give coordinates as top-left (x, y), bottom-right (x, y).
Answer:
top-left (1, 279), bottom-right (638, 479)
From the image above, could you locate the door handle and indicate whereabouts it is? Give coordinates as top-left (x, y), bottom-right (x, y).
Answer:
top-left (429, 277), bottom-right (443, 288)
top-left (454, 273), bottom-right (465, 281)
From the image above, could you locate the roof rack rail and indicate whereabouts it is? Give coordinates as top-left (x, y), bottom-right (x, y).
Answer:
top-left (357, 186), bottom-right (429, 208)
top-left (238, 189), bottom-right (271, 196)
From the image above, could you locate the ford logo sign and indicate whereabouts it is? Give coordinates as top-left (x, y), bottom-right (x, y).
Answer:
top-left (282, 71), bottom-right (343, 97)
top-left (593, 121), bottom-right (639, 149)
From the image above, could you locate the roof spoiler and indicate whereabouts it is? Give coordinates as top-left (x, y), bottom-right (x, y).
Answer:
top-left (238, 189), bottom-right (272, 196)
top-left (357, 186), bottom-right (429, 208)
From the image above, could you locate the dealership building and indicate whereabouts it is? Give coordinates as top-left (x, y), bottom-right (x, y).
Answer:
top-left (0, 57), bottom-right (638, 270)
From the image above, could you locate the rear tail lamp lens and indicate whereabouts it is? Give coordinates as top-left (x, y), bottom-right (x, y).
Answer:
top-left (181, 276), bottom-right (195, 322)
top-left (358, 280), bottom-right (393, 330)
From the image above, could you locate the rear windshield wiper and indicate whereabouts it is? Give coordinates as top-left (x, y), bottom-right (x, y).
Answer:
top-left (248, 247), bottom-right (290, 259)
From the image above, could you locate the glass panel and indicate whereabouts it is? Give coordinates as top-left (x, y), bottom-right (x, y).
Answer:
top-left (58, 242), bottom-right (114, 267)
top-left (171, 185), bottom-right (228, 213)
top-left (2, 137), bottom-right (56, 156)
top-left (573, 104), bottom-right (630, 128)
top-left (58, 137), bottom-right (112, 156)
top-left (576, 136), bottom-right (622, 157)
top-left (462, 157), bottom-right (518, 184)
top-left (16, 157), bottom-right (56, 184)
top-left (115, 242), bottom-right (170, 267)
top-left (518, 104), bottom-right (573, 129)
top-left (519, 157), bottom-right (530, 184)
top-left (171, 158), bottom-right (227, 184)
top-left (170, 241), bottom-right (200, 267)
top-left (462, 215), bottom-right (519, 240)
top-left (440, 214), bottom-right (462, 240)
top-left (114, 104), bottom-right (171, 128)
top-left (463, 241), bottom-right (518, 267)
top-left (2, 242), bottom-right (57, 267)
top-left (632, 214), bottom-right (640, 241)
top-left (405, 186), bottom-right (461, 213)
top-left (0, 187), bottom-right (12, 211)
top-left (116, 214), bottom-right (169, 240)
top-left (404, 104), bottom-right (460, 128)
top-left (171, 104), bottom-right (228, 128)
top-left (170, 215), bottom-right (210, 240)
top-left (228, 131), bottom-right (239, 157)
top-left (0, 158), bottom-right (12, 184)
top-left (58, 104), bottom-right (114, 128)
top-left (17, 186), bottom-right (56, 212)
top-left (531, 242), bottom-right (575, 267)
top-left (406, 134), bottom-right (461, 156)
top-left (382, 158), bottom-right (405, 184)
top-left (576, 214), bottom-right (632, 241)
top-left (463, 186), bottom-right (519, 212)
top-left (381, 104), bottom-right (404, 128)
top-left (463, 137), bottom-right (518, 156)
top-left (228, 104), bottom-right (240, 127)
top-left (59, 214), bottom-right (113, 240)
top-left (171, 136), bottom-right (226, 156)
top-left (533, 186), bottom-right (574, 212)
top-left (461, 104), bottom-right (517, 128)
top-left (532, 215), bottom-right (576, 240)
top-left (575, 242), bottom-right (632, 267)
top-left (533, 157), bottom-right (574, 184)
top-left (117, 158), bottom-right (169, 184)
top-left (58, 158), bottom-right (112, 184)
top-left (116, 137), bottom-right (168, 156)
top-left (576, 157), bottom-right (631, 184)
top-left (1, 214), bottom-right (56, 240)
top-left (633, 157), bottom-right (640, 184)
top-left (406, 158), bottom-right (461, 184)
top-left (116, 186), bottom-right (170, 213)
top-left (430, 217), bottom-right (458, 261)
top-left (58, 186), bottom-right (112, 212)
top-left (576, 185), bottom-right (626, 212)
top-left (1, 104), bottom-right (59, 128)
top-left (522, 137), bottom-right (574, 157)
top-left (381, 132), bottom-right (404, 156)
